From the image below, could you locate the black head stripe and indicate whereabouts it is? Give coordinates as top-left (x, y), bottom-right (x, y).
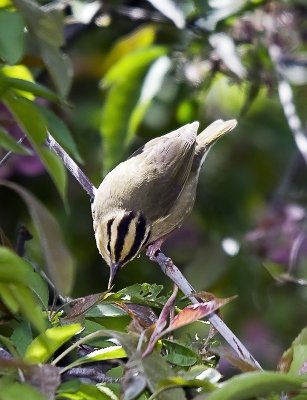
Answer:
top-left (122, 214), bottom-right (148, 264)
top-left (114, 211), bottom-right (135, 262)
top-left (106, 218), bottom-right (114, 254)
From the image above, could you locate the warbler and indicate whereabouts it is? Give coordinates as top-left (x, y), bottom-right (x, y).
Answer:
top-left (92, 119), bottom-right (237, 287)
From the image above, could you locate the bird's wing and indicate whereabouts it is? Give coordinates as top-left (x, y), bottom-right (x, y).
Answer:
top-left (128, 122), bottom-right (199, 220)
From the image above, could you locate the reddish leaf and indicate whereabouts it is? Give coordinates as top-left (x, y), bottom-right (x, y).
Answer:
top-left (167, 296), bottom-right (236, 333)
top-left (187, 292), bottom-right (238, 341)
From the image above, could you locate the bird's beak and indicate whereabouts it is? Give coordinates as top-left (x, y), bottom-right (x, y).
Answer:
top-left (108, 262), bottom-right (121, 289)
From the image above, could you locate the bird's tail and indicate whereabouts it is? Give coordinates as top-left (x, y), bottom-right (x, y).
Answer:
top-left (194, 119), bottom-right (237, 169)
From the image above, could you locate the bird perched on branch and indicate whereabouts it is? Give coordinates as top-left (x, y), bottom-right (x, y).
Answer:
top-left (92, 119), bottom-right (237, 288)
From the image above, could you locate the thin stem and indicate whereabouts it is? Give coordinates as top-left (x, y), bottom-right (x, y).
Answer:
top-left (52, 330), bottom-right (106, 367)
top-left (147, 384), bottom-right (181, 400)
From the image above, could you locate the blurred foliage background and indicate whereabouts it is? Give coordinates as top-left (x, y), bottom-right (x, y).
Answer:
top-left (1, 0), bottom-right (307, 372)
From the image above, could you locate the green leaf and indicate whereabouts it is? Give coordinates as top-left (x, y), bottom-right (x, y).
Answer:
top-left (0, 246), bottom-right (48, 308)
top-left (107, 331), bottom-right (186, 400)
top-left (3, 94), bottom-right (67, 201)
top-left (0, 334), bottom-right (19, 358)
top-left (181, 365), bottom-right (222, 384)
top-left (0, 282), bottom-right (46, 332)
top-left (86, 303), bottom-right (126, 318)
top-left (62, 345), bottom-right (127, 373)
top-left (141, 347), bottom-right (186, 400)
top-left (25, 262), bottom-right (49, 310)
top-left (11, 321), bottom-right (32, 356)
top-left (122, 368), bottom-right (147, 400)
top-left (101, 25), bottom-right (156, 74)
top-left (8, 284), bottom-right (46, 332)
top-left (0, 247), bottom-right (46, 331)
top-left (0, 0), bottom-right (14, 8)
top-left (103, 47), bottom-right (166, 86)
top-left (0, 181), bottom-right (75, 295)
top-left (280, 327), bottom-right (307, 375)
top-left (0, 127), bottom-right (31, 155)
top-left (127, 55), bottom-right (171, 143)
top-left (159, 376), bottom-right (215, 391)
top-left (5, 77), bottom-right (60, 101)
top-left (40, 42), bottom-right (72, 98)
top-left (290, 344), bottom-right (307, 376)
top-left (0, 64), bottom-right (35, 99)
top-left (13, 0), bottom-right (64, 46)
top-left (0, 283), bottom-right (19, 312)
top-left (0, 10), bottom-right (24, 64)
top-left (24, 323), bottom-right (82, 364)
top-left (108, 283), bottom-right (167, 308)
top-left (38, 106), bottom-right (83, 163)
top-left (12, 0), bottom-right (71, 97)
top-left (0, 379), bottom-right (45, 400)
top-left (100, 46), bottom-right (166, 173)
top-left (58, 383), bottom-right (114, 400)
top-left (163, 340), bottom-right (198, 367)
top-left (0, 246), bottom-right (33, 284)
top-left (4, 94), bottom-right (46, 143)
top-left (200, 371), bottom-right (305, 400)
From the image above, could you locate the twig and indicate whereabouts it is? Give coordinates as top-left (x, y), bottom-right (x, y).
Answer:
top-left (45, 132), bottom-right (261, 369)
top-left (0, 135), bottom-right (27, 167)
top-left (62, 366), bottom-right (116, 384)
top-left (45, 133), bottom-right (96, 199)
top-left (154, 251), bottom-right (262, 369)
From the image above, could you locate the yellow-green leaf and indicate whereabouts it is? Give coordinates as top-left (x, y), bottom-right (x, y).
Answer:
top-left (25, 323), bottom-right (82, 364)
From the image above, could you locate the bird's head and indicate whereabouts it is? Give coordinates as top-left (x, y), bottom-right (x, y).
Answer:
top-left (93, 209), bottom-right (151, 288)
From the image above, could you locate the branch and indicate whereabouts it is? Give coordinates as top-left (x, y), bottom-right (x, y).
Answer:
top-left (45, 132), bottom-right (261, 369)
top-left (46, 133), bottom-right (96, 199)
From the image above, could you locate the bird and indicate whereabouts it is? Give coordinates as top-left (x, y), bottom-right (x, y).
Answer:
top-left (92, 119), bottom-right (237, 288)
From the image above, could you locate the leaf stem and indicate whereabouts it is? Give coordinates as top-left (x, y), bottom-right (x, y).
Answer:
top-left (52, 330), bottom-right (105, 367)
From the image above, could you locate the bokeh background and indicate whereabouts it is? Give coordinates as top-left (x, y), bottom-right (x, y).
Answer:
top-left (1, 0), bottom-right (307, 371)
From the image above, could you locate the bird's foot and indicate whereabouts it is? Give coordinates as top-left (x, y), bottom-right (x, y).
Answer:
top-left (146, 238), bottom-right (164, 260)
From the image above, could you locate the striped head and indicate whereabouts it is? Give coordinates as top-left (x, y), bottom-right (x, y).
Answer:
top-left (93, 209), bottom-right (151, 288)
